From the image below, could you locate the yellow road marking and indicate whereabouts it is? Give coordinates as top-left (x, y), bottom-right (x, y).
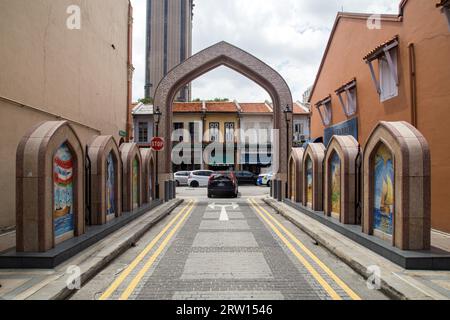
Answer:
top-left (249, 198), bottom-right (361, 300)
top-left (248, 199), bottom-right (342, 300)
top-left (99, 200), bottom-right (193, 300)
top-left (119, 200), bottom-right (196, 300)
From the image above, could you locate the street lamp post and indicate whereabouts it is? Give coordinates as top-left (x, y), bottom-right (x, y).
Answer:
top-left (283, 104), bottom-right (293, 200)
top-left (154, 106), bottom-right (162, 199)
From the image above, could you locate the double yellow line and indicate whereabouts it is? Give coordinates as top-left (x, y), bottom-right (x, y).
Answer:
top-left (248, 198), bottom-right (361, 301)
top-left (99, 200), bottom-right (196, 300)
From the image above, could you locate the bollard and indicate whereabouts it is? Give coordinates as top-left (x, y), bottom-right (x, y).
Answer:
top-left (164, 181), bottom-right (169, 202)
top-left (277, 180), bottom-right (282, 202)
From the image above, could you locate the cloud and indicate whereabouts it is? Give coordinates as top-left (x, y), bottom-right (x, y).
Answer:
top-left (130, 0), bottom-right (400, 102)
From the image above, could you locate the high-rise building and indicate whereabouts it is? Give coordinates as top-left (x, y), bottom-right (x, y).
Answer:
top-left (144, 0), bottom-right (194, 102)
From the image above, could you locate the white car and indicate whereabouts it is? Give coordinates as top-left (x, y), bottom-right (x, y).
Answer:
top-left (174, 171), bottom-right (191, 186)
top-left (257, 172), bottom-right (273, 187)
top-left (187, 170), bottom-right (214, 188)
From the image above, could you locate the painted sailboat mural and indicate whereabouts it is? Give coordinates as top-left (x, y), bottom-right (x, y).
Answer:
top-left (53, 143), bottom-right (74, 239)
top-left (306, 157), bottom-right (313, 208)
top-left (106, 152), bottom-right (115, 217)
top-left (330, 152), bottom-right (341, 218)
top-left (373, 144), bottom-right (394, 236)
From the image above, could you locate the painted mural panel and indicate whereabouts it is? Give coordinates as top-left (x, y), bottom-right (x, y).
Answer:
top-left (373, 143), bottom-right (394, 236)
top-left (106, 152), bottom-right (115, 217)
top-left (330, 152), bottom-right (341, 218)
top-left (306, 157), bottom-right (313, 208)
top-left (132, 157), bottom-right (139, 210)
top-left (53, 143), bottom-right (74, 239)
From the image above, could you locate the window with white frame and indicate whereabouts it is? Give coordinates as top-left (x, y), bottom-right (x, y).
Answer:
top-left (364, 36), bottom-right (399, 102)
top-left (293, 122), bottom-right (304, 142)
top-left (138, 122), bottom-right (149, 143)
top-left (209, 122), bottom-right (219, 142)
top-left (315, 96), bottom-right (332, 126)
top-left (225, 122), bottom-right (235, 143)
top-left (379, 48), bottom-right (398, 101)
top-left (335, 79), bottom-right (357, 116)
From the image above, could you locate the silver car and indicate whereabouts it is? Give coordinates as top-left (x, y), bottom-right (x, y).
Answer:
top-left (174, 171), bottom-right (191, 186)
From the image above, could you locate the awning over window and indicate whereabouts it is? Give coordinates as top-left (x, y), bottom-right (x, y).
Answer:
top-left (363, 36), bottom-right (399, 95)
top-left (315, 95), bottom-right (332, 126)
top-left (363, 35), bottom-right (399, 62)
top-left (335, 78), bottom-right (357, 117)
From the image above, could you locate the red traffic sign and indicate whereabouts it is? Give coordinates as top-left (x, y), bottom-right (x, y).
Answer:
top-left (151, 137), bottom-right (164, 151)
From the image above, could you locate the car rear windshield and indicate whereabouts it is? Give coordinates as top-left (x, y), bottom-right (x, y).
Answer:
top-left (210, 174), bottom-right (232, 181)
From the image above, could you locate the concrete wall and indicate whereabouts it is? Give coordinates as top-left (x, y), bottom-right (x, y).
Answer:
top-left (309, 0), bottom-right (450, 233)
top-left (0, 0), bottom-right (129, 232)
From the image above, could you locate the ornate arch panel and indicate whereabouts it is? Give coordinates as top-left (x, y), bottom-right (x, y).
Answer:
top-left (16, 121), bottom-right (84, 252)
top-left (141, 148), bottom-right (156, 204)
top-left (88, 136), bottom-right (122, 225)
top-left (324, 135), bottom-right (360, 224)
top-left (302, 143), bottom-right (326, 211)
top-left (288, 148), bottom-right (305, 203)
top-left (363, 121), bottom-right (431, 250)
top-left (120, 143), bottom-right (143, 213)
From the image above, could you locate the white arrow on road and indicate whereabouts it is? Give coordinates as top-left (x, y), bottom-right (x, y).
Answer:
top-left (208, 203), bottom-right (239, 221)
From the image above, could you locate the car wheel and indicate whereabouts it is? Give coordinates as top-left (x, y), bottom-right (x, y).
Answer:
top-left (190, 181), bottom-right (199, 188)
top-left (176, 180), bottom-right (180, 187)
top-left (207, 192), bottom-right (212, 198)
top-left (267, 180), bottom-right (271, 188)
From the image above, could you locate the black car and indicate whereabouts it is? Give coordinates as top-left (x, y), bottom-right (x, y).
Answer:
top-left (208, 172), bottom-right (238, 198)
top-left (233, 171), bottom-right (258, 185)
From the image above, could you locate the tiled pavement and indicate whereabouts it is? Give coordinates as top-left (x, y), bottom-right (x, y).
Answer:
top-left (72, 188), bottom-right (388, 300)
top-left (131, 201), bottom-right (328, 300)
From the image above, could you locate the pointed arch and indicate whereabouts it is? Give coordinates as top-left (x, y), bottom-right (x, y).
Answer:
top-left (288, 148), bottom-right (305, 203)
top-left (363, 121), bottom-right (431, 250)
top-left (324, 135), bottom-right (360, 224)
top-left (141, 148), bottom-right (156, 203)
top-left (16, 121), bottom-right (84, 252)
top-left (153, 41), bottom-right (293, 200)
top-left (88, 135), bottom-right (122, 225)
top-left (120, 143), bottom-right (143, 212)
top-left (302, 143), bottom-right (326, 211)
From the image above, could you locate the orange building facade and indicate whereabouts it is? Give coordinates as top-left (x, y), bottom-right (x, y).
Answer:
top-left (309, 0), bottom-right (450, 233)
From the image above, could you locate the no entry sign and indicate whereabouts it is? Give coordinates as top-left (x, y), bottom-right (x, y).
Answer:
top-left (151, 137), bottom-right (164, 151)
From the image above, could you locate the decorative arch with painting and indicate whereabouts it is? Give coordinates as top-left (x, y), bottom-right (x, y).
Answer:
top-left (323, 135), bottom-right (360, 224)
top-left (88, 135), bottom-right (122, 225)
top-left (363, 121), bottom-right (431, 250)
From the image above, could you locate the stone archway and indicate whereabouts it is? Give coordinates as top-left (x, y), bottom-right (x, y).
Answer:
top-left (153, 41), bottom-right (293, 201)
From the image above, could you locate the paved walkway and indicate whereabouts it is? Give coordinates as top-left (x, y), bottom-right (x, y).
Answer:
top-left (73, 189), bottom-right (387, 300)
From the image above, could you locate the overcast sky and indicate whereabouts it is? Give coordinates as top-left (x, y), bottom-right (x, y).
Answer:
top-left (130, 0), bottom-right (400, 102)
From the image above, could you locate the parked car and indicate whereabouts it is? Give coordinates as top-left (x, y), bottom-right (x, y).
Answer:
top-left (257, 172), bottom-right (273, 187)
top-left (174, 171), bottom-right (191, 186)
top-left (234, 171), bottom-right (258, 185)
top-left (187, 170), bottom-right (214, 188)
top-left (208, 172), bottom-right (238, 198)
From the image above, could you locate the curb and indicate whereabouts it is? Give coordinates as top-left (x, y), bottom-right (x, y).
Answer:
top-left (24, 199), bottom-right (184, 300)
top-left (263, 198), bottom-right (413, 300)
